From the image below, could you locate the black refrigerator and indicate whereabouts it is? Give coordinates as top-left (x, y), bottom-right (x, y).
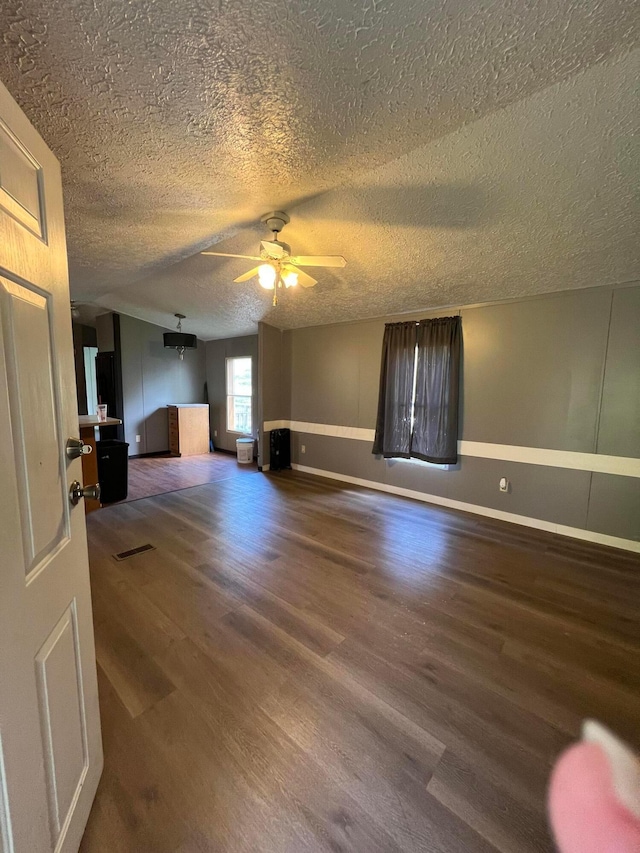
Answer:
top-left (95, 351), bottom-right (124, 441)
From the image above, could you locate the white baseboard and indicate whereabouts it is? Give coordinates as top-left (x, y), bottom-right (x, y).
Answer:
top-left (291, 463), bottom-right (640, 554)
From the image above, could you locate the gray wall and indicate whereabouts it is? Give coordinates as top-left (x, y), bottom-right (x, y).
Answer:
top-left (119, 314), bottom-right (207, 455)
top-left (258, 322), bottom-right (291, 467)
top-left (596, 287), bottom-right (640, 458)
top-left (95, 311), bottom-right (115, 352)
top-left (280, 284), bottom-right (640, 543)
top-left (459, 292), bottom-right (610, 451)
top-left (205, 334), bottom-right (258, 453)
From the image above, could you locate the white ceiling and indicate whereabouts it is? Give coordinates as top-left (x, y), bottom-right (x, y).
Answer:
top-left (0, 0), bottom-right (638, 339)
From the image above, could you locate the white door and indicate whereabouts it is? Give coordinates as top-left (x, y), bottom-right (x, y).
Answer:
top-left (0, 81), bottom-right (102, 851)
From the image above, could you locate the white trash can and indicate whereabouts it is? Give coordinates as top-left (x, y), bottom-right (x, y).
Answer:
top-left (236, 437), bottom-right (254, 464)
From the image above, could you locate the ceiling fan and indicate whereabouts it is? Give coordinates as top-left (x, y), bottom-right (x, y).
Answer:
top-left (201, 211), bottom-right (346, 306)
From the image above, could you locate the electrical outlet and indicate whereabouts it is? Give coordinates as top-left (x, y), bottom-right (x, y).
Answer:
top-left (214, 430), bottom-right (217, 437)
top-left (135, 435), bottom-right (141, 443)
top-left (499, 477), bottom-right (509, 492)
top-left (301, 444), bottom-right (306, 453)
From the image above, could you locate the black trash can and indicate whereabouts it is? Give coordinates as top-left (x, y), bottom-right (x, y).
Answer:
top-left (96, 439), bottom-right (129, 503)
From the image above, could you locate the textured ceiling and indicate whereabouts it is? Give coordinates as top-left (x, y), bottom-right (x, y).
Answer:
top-left (0, 0), bottom-right (638, 338)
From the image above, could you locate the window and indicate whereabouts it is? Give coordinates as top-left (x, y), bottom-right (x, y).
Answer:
top-left (226, 357), bottom-right (252, 434)
top-left (372, 317), bottom-right (461, 464)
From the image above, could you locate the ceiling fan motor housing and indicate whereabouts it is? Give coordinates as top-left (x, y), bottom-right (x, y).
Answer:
top-left (261, 211), bottom-right (290, 234)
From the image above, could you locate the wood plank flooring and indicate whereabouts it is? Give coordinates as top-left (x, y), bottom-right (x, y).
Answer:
top-left (81, 470), bottom-right (640, 852)
top-left (121, 451), bottom-right (257, 503)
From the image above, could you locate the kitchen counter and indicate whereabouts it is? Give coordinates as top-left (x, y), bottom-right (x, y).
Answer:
top-left (79, 415), bottom-right (122, 428)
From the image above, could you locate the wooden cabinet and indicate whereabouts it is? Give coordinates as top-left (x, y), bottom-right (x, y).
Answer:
top-left (167, 404), bottom-right (210, 457)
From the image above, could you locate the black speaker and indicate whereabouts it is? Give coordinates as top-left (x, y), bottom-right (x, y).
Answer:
top-left (269, 428), bottom-right (291, 471)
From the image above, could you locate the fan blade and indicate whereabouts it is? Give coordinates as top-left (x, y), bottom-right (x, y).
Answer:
top-left (289, 255), bottom-right (346, 268)
top-left (233, 266), bottom-right (261, 283)
top-left (201, 251), bottom-right (262, 260)
top-left (261, 240), bottom-right (285, 259)
top-left (286, 264), bottom-right (317, 288)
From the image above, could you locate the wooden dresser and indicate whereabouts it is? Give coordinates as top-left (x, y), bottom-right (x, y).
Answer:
top-left (167, 404), bottom-right (210, 457)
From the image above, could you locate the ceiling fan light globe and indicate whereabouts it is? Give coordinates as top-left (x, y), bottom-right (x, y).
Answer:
top-left (258, 263), bottom-right (276, 290)
top-left (283, 271), bottom-right (298, 288)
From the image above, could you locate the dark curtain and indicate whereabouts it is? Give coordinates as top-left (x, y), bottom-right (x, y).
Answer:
top-left (411, 316), bottom-right (462, 464)
top-left (372, 322), bottom-right (417, 458)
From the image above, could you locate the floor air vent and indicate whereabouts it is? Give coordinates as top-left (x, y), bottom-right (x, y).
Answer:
top-left (114, 543), bottom-right (156, 561)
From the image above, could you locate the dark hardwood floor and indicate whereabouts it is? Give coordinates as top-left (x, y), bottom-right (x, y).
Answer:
top-left (81, 470), bottom-right (640, 852)
top-left (121, 451), bottom-right (257, 503)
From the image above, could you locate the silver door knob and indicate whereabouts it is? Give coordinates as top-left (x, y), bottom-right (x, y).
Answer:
top-left (69, 480), bottom-right (101, 506)
top-left (66, 437), bottom-right (92, 460)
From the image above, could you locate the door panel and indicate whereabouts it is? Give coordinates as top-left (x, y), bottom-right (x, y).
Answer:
top-left (1, 277), bottom-right (67, 574)
top-left (0, 116), bottom-right (45, 239)
top-left (35, 603), bottom-right (88, 845)
top-left (0, 79), bottom-right (102, 853)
